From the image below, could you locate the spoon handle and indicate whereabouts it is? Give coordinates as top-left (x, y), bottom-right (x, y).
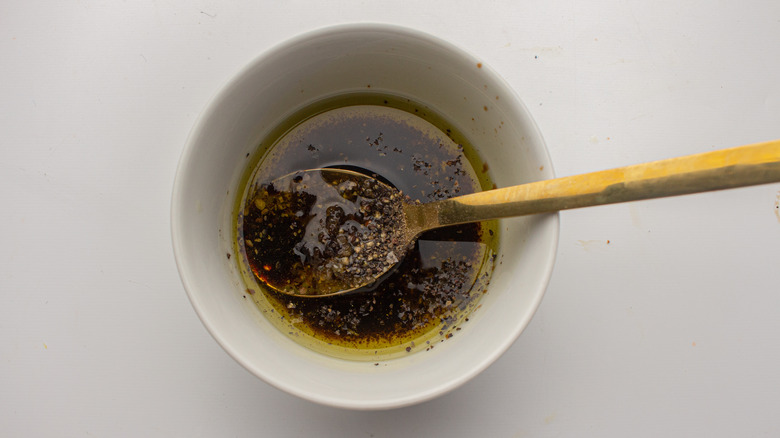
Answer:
top-left (411, 139), bottom-right (780, 231)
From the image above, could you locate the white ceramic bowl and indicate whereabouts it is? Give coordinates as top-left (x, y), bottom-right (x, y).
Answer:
top-left (171, 23), bottom-right (559, 409)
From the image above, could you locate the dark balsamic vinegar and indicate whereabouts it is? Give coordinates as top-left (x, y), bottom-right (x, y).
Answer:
top-left (234, 94), bottom-right (498, 360)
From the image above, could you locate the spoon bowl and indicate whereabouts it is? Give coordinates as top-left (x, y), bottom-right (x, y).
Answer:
top-left (240, 168), bottom-right (411, 297)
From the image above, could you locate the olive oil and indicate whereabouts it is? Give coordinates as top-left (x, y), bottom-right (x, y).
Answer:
top-left (233, 93), bottom-right (498, 360)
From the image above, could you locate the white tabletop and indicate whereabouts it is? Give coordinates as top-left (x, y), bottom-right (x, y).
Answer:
top-left (2, 1), bottom-right (779, 436)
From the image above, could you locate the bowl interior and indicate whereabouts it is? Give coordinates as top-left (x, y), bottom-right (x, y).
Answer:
top-left (171, 24), bottom-right (559, 409)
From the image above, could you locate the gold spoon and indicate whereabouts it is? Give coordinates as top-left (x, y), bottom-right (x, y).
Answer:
top-left (246, 139), bottom-right (780, 297)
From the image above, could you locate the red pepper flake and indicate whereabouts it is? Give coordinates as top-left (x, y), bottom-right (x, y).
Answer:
top-left (246, 288), bottom-right (255, 295)
top-left (483, 105), bottom-right (488, 111)
top-left (405, 346), bottom-right (411, 352)
top-left (226, 253), bottom-right (231, 259)
top-left (446, 333), bottom-right (453, 339)
top-left (263, 265), bottom-right (272, 271)
top-left (476, 62), bottom-right (482, 68)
